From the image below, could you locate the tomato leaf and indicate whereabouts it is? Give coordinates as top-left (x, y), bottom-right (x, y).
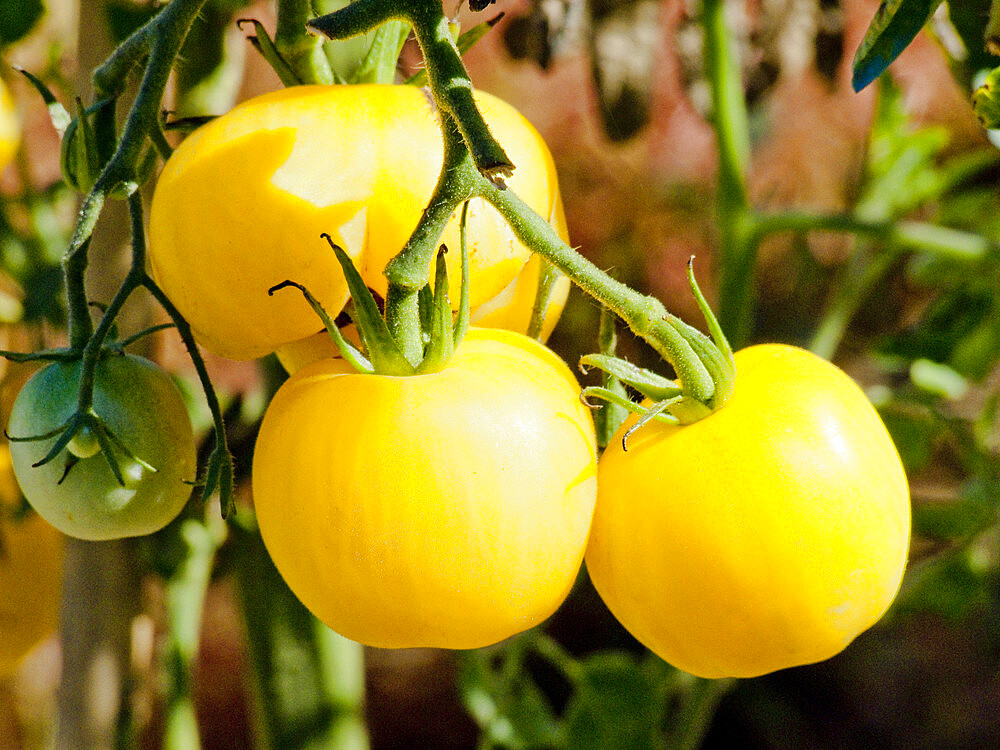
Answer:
top-left (0, 0), bottom-right (43, 47)
top-left (563, 652), bottom-right (667, 750)
top-left (852, 0), bottom-right (943, 92)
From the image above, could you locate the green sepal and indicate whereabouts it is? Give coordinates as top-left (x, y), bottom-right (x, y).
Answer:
top-left (417, 283), bottom-right (434, 342)
top-left (405, 14), bottom-right (504, 87)
top-left (687, 256), bottom-right (733, 364)
top-left (619, 396), bottom-right (683, 451)
top-left (581, 386), bottom-right (680, 429)
top-left (15, 67), bottom-right (71, 135)
top-left (579, 353), bottom-right (682, 402)
top-left (453, 201), bottom-right (471, 347)
top-left (415, 247), bottom-right (455, 373)
top-left (527, 258), bottom-right (560, 340)
top-left (322, 233), bottom-right (415, 375)
top-left (267, 279), bottom-right (374, 374)
top-left (237, 18), bottom-right (303, 88)
top-left (662, 260), bottom-right (736, 411)
top-left (7, 406), bottom-right (155, 487)
top-left (60, 97), bottom-right (100, 194)
top-left (354, 19), bottom-right (410, 84)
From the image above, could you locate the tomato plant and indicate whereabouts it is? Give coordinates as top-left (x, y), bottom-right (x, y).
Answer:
top-left (585, 344), bottom-right (911, 679)
top-left (0, 77), bottom-right (17, 173)
top-left (0, 446), bottom-right (62, 678)
top-left (252, 328), bottom-right (597, 649)
top-left (149, 84), bottom-right (567, 361)
top-left (7, 354), bottom-right (197, 541)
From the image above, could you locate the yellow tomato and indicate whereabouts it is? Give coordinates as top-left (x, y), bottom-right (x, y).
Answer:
top-left (252, 328), bottom-right (597, 649)
top-left (149, 85), bottom-right (564, 360)
top-left (586, 344), bottom-right (910, 679)
top-left (0, 78), bottom-right (19, 173)
top-left (0, 447), bottom-right (62, 678)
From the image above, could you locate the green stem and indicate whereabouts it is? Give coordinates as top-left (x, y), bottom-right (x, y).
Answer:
top-left (702, 0), bottom-right (755, 349)
top-left (143, 277), bottom-right (235, 513)
top-left (232, 519), bottom-right (369, 750)
top-left (65, 0), bottom-right (210, 350)
top-left (276, 0), bottom-right (334, 84)
top-left (666, 677), bottom-right (735, 750)
top-left (809, 243), bottom-right (900, 360)
top-left (484, 184), bottom-right (716, 412)
top-left (754, 211), bottom-right (992, 258)
top-left (163, 520), bottom-right (220, 750)
top-left (312, 0), bottom-right (729, 414)
top-left (308, 0), bottom-right (513, 177)
top-left (383, 112), bottom-right (477, 361)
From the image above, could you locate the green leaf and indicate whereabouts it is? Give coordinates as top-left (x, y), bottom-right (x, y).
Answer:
top-left (563, 652), bottom-right (666, 750)
top-left (947, 0), bottom-right (1000, 81)
top-left (0, 0), bottom-right (43, 46)
top-left (852, 0), bottom-right (944, 92)
top-left (912, 480), bottom-right (997, 540)
top-left (237, 18), bottom-right (302, 88)
top-left (458, 651), bottom-right (562, 750)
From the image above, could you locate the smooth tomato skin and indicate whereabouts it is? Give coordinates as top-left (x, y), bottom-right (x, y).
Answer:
top-left (0, 78), bottom-right (18, 173)
top-left (0, 448), bottom-right (62, 678)
top-left (585, 344), bottom-right (911, 679)
top-left (8, 355), bottom-right (197, 541)
top-left (149, 85), bottom-right (564, 360)
top-left (252, 328), bottom-right (598, 649)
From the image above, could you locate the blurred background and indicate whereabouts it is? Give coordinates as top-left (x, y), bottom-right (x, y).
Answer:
top-left (2, 1), bottom-right (1000, 748)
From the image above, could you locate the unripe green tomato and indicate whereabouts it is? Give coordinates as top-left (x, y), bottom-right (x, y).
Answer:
top-left (252, 328), bottom-right (598, 649)
top-left (0, 78), bottom-right (19, 173)
top-left (0, 447), bottom-right (62, 678)
top-left (149, 84), bottom-right (564, 360)
top-left (586, 344), bottom-right (911, 679)
top-left (8, 355), bottom-right (197, 541)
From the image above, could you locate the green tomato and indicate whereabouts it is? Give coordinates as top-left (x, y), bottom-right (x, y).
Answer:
top-left (8, 354), bottom-right (197, 541)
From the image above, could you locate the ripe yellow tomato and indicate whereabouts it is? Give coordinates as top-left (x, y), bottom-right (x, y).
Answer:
top-left (586, 344), bottom-right (910, 679)
top-left (0, 77), bottom-right (19, 173)
top-left (149, 85), bottom-right (565, 360)
top-left (252, 328), bottom-right (597, 649)
top-left (0, 447), bottom-right (62, 678)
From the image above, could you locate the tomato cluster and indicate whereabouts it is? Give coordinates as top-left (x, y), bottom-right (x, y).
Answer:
top-left (6, 78), bottom-right (911, 677)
